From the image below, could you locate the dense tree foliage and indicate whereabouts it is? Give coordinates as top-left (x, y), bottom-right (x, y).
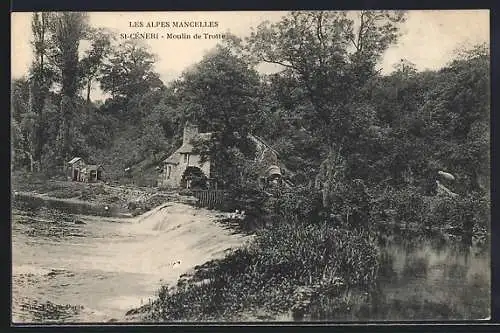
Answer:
top-left (246, 11), bottom-right (406, 146)
top-left (99, 40), bottom-right (163, 101)
top-left (173, 45), bottom-right (261, 190)
top-left (12, 11), bottom-right (489, 231)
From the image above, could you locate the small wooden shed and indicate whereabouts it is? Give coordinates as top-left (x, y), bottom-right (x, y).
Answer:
top-left (81, 165), bottom-right (104, 183)
top-left (67, 157), bottom-right (104, 183)
top-left (68, 157), bottom-right (86, 181)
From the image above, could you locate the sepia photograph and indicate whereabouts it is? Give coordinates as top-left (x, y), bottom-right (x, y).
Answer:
top-left (10, 10), bottom-right (490, 324)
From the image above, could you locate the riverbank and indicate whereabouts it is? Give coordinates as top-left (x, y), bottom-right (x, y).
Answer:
top-left (12, 189), bottom-right (251, 323)
top-left (11, 173), bottom-right (490, 322)
top-left (11, 172), bottom-right (200, 217)
top-left (127, 224), bottom-right (489, 322)
top-left (124, 223), bottom-right (380, 322)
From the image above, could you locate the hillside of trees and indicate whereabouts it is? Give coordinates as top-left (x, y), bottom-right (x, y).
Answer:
top-left (12, 11), bottom-right (489, 218)
top-left (11, 11), bottom-right (490, 229)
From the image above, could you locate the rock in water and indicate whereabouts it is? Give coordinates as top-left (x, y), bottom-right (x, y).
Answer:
top-left (438, 170), bottom-right (455, 181)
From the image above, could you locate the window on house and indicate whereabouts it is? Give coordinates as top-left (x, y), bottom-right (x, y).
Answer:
top-left (167, 165), bottom-right (171, 179)
top-left (184, 153), bottom-right (189, 164)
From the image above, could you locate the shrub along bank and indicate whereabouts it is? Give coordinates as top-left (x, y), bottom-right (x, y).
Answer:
top-left (137, 179), bottom-right (489, 322)
top-left (141, 222), bottom-right (379, 321)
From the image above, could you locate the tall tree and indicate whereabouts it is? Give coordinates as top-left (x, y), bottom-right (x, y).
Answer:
top-left (99, 40), bottom-right (163, 100)
top-left (47, 12), bottom-right (89, 165)
top-left (28, 12), bottom-right (55, 165)
top-left (48, 12), bottom-right (89, 97)
top-left (79, 28), bottom-right (113, 103)
top-left (245, 10), bottom-right (406, 148)
top-left (244, 10), bottom-right (407, 194)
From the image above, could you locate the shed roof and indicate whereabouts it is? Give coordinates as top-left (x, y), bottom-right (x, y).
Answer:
top-left (84, 164), bottom-right (103, 171)
top-left (68, 157), bottom-right (82, 164)
top-left (163, 153), bottom-right (179, 165)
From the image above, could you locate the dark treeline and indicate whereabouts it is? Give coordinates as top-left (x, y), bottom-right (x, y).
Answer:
top-left (11, 11), bottom-right (490, 320)
top-left (11, 10), bottom-right (490, 238)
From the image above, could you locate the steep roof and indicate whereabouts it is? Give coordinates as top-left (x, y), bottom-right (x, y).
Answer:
top-left (161, 129), bottom-right (281, 169)
top-left (177, 143), bottom-right (195, 154)
top-left (163, 153), bottom-right (179, 165)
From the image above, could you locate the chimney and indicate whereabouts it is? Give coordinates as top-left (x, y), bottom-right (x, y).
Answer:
top-left (183, 122), bottom-right (199, 144)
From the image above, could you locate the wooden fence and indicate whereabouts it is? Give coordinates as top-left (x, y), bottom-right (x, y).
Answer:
top-left (191, 189), bottom-right (227, 209)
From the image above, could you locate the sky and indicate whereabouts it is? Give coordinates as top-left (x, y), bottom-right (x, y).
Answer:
top-left (11, 10), bottom-right (489, 100)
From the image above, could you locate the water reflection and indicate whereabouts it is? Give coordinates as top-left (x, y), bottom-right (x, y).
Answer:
top-left (361, 232), bottom-right (490, 321)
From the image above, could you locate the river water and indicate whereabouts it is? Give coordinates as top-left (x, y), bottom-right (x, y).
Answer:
top-left (11, 208), bottom-right (490, 323)
top-left (12, 210), bottom-right (164, 323)
top-left (354, 231), bottom-right (490, 321)
top-left (11, 204), bottom-right (249, 324)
